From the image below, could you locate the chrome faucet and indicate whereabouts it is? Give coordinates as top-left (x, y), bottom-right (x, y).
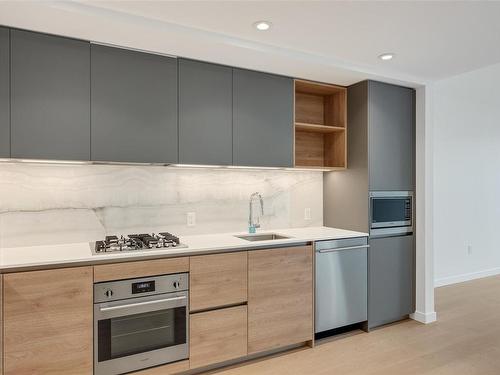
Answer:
top-left (248, 192), bottom-right (264, 233)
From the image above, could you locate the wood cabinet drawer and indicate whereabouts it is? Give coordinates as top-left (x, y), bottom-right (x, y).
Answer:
top-left (190, 252), bottom-right (247, 311)
top-left (129, 360), bottom-right (189, 375)
top-left (190, 305), bottom-right (247, 369)
top-left (94, 257), bottom-right (189, 282)
top-left (3, 267), bottom-right (93, 375)
top-left (248, 246), bottom-right (313, 354)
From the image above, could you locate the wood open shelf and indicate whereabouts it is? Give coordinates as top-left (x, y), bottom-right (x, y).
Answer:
top-left (295, 122), bottom-right (344, 133)
top-left (294, 79), bottom-right (347, 169)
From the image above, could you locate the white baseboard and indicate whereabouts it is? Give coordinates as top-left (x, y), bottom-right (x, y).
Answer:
top-left (410, 310), bottom-right (437, 324)
top-left (434, 267), bottom-right (500, 287)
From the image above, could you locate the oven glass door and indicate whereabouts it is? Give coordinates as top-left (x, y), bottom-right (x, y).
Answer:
top-left (95, 291), bottom-right (188, 374)
top-left (98, 306), bottom-right (186, 361)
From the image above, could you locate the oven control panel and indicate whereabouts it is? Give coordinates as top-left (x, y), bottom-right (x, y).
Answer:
top-left (132, 280), bottom-right (156, 294)
top-left (94, 272), bottom-right (188, 303)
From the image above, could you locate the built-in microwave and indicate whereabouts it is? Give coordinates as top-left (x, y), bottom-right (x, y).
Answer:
top-left (369, 191), bottom-right (413, 237)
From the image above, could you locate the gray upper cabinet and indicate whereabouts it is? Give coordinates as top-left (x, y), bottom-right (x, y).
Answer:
top-left (368, 81), bottom-right (415, 191)
top-left (179, 59), bottom-right (232, 165)
top-left (233, 69), bottom-right (293, 167)
top-left (91, 45), bottom-right (178, 163)
top-left (10, 30), bottom-right (90, 160)
top-left (368, 234), bottom-right (415, 329)
top-left (0, 27), bottom-right (9, 158)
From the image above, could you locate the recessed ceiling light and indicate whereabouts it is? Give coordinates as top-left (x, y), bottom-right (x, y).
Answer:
top-left (253, 21), bottom-right (272, 31)
top-left (378, 53), bottom-right (395, 61)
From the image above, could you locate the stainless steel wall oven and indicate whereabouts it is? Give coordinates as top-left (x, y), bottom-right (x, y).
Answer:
top-left (94, 273), bottom-right (189, 375)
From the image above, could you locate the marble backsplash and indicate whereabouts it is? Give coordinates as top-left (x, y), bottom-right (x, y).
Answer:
top-left (0, 163), bottom-right (323, 248)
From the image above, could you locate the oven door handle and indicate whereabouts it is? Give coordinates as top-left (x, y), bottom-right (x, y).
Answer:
top-left (99, 295), bottom-right (187, 313)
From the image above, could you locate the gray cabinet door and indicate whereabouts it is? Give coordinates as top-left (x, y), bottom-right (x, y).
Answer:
top-left (369, 81), bottom-right (415, 191)
top-left (10, 30), bottom-right (90, 160)
top-left (233, 69), bottom-right (293, 167)
top-left (179, 59), bottom-right (232, 165)
top-left (0, 27), bottom-right (9, 157)
top-left (91, 45), bottom-right (178, 163)
top-left (368, 234), bottom-right (414, 329)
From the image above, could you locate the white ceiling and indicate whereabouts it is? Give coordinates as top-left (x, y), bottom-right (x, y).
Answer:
top-left (1, 1), bottom-right (500, 87)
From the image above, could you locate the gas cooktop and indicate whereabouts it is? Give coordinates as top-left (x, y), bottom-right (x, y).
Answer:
top-left (92, 232), bottom-right (187, 255)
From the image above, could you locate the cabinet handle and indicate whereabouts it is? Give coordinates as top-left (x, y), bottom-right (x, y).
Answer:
top-left (317, 245), bottom-right (370, 253)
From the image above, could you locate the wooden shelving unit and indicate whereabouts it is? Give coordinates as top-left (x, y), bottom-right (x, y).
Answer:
top-left (294, 79), bottom-right (347, 169)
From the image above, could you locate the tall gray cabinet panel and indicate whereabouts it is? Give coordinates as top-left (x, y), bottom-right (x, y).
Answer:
top-left (10, 30), bottom-right (90, 160)
top-left (179, 59), bottom-right (232, 165)
top-left (324, 81), bottom-right (369, 233)
top-left (368, 81), bottom-right (415, 191)
top-left (368, 234), bottom-right (415, 329)
top-left (91, 45), bottom-right (178, 163)
top-left (233, 69), bottom-right (293, 167)
top-left (0, 27), bottom-right (9, 157)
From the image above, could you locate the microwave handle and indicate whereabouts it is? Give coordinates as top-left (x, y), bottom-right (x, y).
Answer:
top-left (99, 295), bottom-right (187, 313)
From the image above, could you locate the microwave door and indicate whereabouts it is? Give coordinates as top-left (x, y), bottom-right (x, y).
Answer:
top-left (370, 192), bottom-right (413, 237)
top-left (371, 198), bottom-right (410, 228)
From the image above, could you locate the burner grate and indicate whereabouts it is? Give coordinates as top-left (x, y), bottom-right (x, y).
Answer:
top-left (92, 232), bottom-right (187, 254)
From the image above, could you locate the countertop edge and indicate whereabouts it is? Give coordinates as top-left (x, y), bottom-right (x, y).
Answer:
top-left (1, 240), bottom-right (314, 273)
top-left (0, 227), bottom-right (369, 273)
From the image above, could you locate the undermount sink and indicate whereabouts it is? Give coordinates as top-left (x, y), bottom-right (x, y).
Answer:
top-left (235, 233), bottom-right (291, 242)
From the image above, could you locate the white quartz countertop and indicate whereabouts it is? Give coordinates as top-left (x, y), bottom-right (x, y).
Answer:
top-left (0, 226), bottom-right (368, 272)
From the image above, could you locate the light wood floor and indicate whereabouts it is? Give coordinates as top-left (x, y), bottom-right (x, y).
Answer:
top-left (204, 275), bottom-right (500, 375)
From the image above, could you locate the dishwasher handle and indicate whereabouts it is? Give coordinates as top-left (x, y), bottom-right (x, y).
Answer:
top-left (317, 244), bottom-right (369, 253)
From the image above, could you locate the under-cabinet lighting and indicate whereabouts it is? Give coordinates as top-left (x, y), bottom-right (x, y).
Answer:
top-left (5, 158), bottom-right (91, 165)
top-left (0, 159), bottom-right (338, 172)
top-left (92, 161), bottom-right (169, 167)
top-left (226, 165), bottom-right (281, 170)
top-left (284, 167), bottom-right (334, 172)
top-left (168, 164), bottom-right (221, 169)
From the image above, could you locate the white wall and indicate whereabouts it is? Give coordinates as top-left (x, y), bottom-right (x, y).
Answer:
top-left (433, 62), bottom-right (500, 286)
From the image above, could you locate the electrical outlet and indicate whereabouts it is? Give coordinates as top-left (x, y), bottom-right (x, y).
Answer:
top-left (467, 244), bottom-right (473, 256)
top-left (304, 207), bottom-right (312, 220)
top-left (187, 212), bottom-right (196, 227)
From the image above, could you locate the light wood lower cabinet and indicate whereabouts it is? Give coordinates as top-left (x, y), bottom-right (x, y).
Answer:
top-left (3, 266), bottom-right (93, 375)
top-left (190, 305), bottom-right (248, 369)
top-left (190, 252), bottom-right (247, 311)
top-left (94, 257), bottom-right (189, 282)
top-left (248, 246), bottom-right (313, 354)
top-left (0, 247), bottom-right (314, 374)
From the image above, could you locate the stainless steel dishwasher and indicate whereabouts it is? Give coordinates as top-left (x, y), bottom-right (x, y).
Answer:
top-left (315, 237), bottom-right (369, 334)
